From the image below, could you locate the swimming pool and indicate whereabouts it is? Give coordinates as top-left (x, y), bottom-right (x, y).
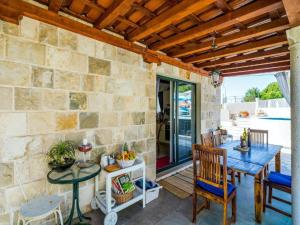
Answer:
top-left (259, 117), bottom-right (291, 121)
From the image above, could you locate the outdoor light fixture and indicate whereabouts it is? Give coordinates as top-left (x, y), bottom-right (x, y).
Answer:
top-left (210, 68), bottom-right (223, 88)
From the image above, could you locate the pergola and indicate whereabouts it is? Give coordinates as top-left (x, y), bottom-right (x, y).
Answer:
top-left (0, 0), bottom-right (299, 224)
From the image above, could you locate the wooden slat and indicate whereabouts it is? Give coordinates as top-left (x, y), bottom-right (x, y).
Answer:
top-left (197, 46), bottom-right (289, 68)
top-left (0, 0), bottom-right (208, 76)
top-left (128, 0), bottom-right (216, 41)
top-left (185, 35), bottom-right (288, 63)
top-left (48, 0), bottom-right (64, 12)
top-left (169, 18), bottom-right (290, 58)
top-left (221, 61), bottom-right (290, 73)
top-left (94, 0), bottom-right (136, 29)
top-left (282, 0), bottom-right (300, 27)
top-left (150, 0), bottom-right (284, 51)
top-left (216, 55), bottom-right (290, 71)
top-left (0, 4), bottom-right (22, 24)
top-left (222, 66), bottom-right (290, 77)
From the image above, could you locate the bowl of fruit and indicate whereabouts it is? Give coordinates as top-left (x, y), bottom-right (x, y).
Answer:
top-left (116, 143), bottom-right (136, 168)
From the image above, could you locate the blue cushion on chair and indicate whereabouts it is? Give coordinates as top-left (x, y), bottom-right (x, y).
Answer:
top-left (268, 171), bottom-right (291, 187)
top-left (196, 180), bottom-right (235, 197)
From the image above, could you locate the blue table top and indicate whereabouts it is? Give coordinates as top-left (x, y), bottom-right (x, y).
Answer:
top-left (219, 141), bottom-right (282, 176)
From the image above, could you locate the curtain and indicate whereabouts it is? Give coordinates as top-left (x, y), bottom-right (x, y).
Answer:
top-left (156, 78), bottom-right (161, 112)
top-left (274, 71), bottom-right (290, 105)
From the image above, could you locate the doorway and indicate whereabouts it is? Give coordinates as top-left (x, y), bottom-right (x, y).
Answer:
top-left (156, 76), bottom-right (196, 171)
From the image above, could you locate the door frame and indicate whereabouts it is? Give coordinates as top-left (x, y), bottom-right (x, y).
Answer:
top-left (156, 75), bottom-right (197, 171)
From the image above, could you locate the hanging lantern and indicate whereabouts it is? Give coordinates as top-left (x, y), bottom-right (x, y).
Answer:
top-left (210, 69), bottom-right (223, 88)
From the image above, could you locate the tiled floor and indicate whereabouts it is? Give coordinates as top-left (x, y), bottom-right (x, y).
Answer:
top-left (84, 151), bottom-right (292, 225)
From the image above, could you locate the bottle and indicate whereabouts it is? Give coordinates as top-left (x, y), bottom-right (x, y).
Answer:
top-left (242, 128), bottom-right (247, 147)
top-left (247, 128), bottom-right (251, 147)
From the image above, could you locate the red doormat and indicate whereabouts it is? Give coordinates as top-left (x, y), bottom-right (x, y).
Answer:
top-left (156, 156), bottom-right (170, 170)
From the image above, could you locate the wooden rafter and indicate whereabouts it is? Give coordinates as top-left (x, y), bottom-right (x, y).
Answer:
top-left (94, 0), bottom-right (136, 29)
top-left (0, 0), bottom-right (208, 76)
top-left (197, 46), bottom-right (289, 68)
top-left (185, 35), bottom-right (288, 63)
top-left (48, 0), bottom-right (64, 13)
top-left (128, 0), bottom-right (216, 41)
top-left (169, 18), bottom-right (289, 58)
top-left (220, 61), bottom-right (290, 73)
top-left (0, 4), bottom-right (22, 24)
top-left (215, 55), bottom-right (290, 71)
top-left (222, 66), bottom-right (290, 77)
top-left (150, 0), bottom-right (284, 51)
top-left (282, 0), bottom-right (300, 27)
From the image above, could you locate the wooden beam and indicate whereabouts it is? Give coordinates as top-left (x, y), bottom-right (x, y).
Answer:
top-left (0, 4), bottom-right (22, 24)
top-left (169, 18), bottom-right (290, 58)
top-left (0, 0), bottom-right (208, 76)
top-left (48, 0), bottom-right (64, 12)
top-left (222, 66), bottom-right (290, 77)
top-left (215, 0), bottom-right (232, 12)
top-left (94, 0), bottom-right (136, 29)
top-left (282, 0), bottom-right (300, 27)
top-left (128, 0), bottom-right (216, 41)
top-left (151, 0), bottom-right (284, 51)
top-left (220, 61), bottom-right (290, 73)
top-left (184, 35), bottom-right (288, 63)
top-left (197, 46), bottom-right (289, 68)
top-left (215, 55), bottom-right (290, 70)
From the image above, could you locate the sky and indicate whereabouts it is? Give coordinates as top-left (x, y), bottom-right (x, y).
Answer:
top-left (221, 73), bottom-right (277, 99)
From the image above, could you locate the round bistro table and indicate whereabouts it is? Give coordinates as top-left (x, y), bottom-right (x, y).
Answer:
top-left (47, 163), bottom-right (101, 225)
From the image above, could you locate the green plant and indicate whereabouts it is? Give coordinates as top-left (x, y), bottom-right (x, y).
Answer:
top-left (47, 140), bottom-right (76, 165)
top-left (123, 142), bottom-right (129, 152)
top-left (243, 87), bottom-right (260, 102)
top-left (260, 82), bottom-right (283, 100)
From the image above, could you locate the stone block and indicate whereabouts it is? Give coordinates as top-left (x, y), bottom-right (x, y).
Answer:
top-left (145, 111), bottom-right (155, 124)
top-left (131, 112), bottom-right (145, 125)
top-left (2, 22), bottom-right (19, 35)
top-left (95, 129), bottom-right (112, 145)
top-left (15, 88), bottom-right (43, 110)
top-left (6, 37), bottom-right (45, 65)
top-left (32, 66), bottom-right (54, 88)
top-left (88, 57), bottom-right (111, 76)
top-left (91, 146), bottom-right (106, 163)
top-left (95, 42), bottom-right (104, 59)
top-left (112, 128), bottom-right (124, 143)
top-left (103, 43), bottom-right (116, 60)
top-left (39, 23), bottom-right (58, 46)
top-left (0, 163), bottom-right (13, 188)
top-left (43, 89), bottom-right (68, 110)
top-left (143, 151), bottom-right (156, 165)
top-left (82, 75), bottom-right (105, 92)
top-left (145, 84), bottom-right (155, 97)
top-left (56, 112), bottom-right (77, 131)
top-left (25, 135), bottom-right (44, 156)
top-left (70, 92), bottom-right (87, 110)
top-left (124, 126), bottom-right (138, 141)
top-left (0, 87), bottom-right (12, 110)
top-left (119, 112), bottom-right (132, 126)
top-left (58, 29), bottom-right (77, 50)
top-left (0, 61), bottom-right (30, 86)
top-left (46, 47), bottom-right (87, 73)
top-left (79, 112), bottom-right (99, 129)
top-left (138, 125), bottom-right (150, 139)
top-left (148, 97), bottom-right (156, 110)
top-left (99, 112), bottom-right (118, 127)
top-left (113, 96), bottom-right (135, 111)
top-left (20, 17), bottom-right (39, 40)
top-left (0, 35), bottom-right (4, 59)
top-left (28, 112), bottom-right (55, 134)
top-left (147, 138), bottom-right (156, 152)
top-left (0, 112), bottom-right (26, 136)
top-left (88, 93), bottom-right (112, 111)
top-left (77, 35), bottom-right (95, 56)
top-left (131, 140), bottom-right (146, 153)
top-left (54, 70), bottom-right (81, 90)
top-left (0, 136), bottom-right (31, 161)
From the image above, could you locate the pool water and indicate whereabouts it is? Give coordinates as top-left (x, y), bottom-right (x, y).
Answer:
top-left (259, 117), bottom-right (291, 121)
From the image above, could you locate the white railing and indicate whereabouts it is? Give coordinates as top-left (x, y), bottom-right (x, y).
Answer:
top-left (258, 98), bottom-right (289, 108)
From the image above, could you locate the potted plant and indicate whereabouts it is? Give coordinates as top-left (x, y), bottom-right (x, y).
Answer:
top-left (47, 140), bottom-right (76, 171)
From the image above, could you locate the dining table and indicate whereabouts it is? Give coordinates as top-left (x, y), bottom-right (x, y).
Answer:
top-left (218, 140), bottom-right (282, 223)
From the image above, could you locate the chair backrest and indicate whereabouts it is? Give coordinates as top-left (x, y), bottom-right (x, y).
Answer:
top-left (200, 132), bottom-right (214, 147)
top-left (192, 144), bottom-right (228, 199)
top-left (213, 130), bottom-right (222, 146)
top-left (249, 129), bottom-right (268, 145)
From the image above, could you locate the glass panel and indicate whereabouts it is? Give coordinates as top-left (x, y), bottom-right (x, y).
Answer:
top-left (177, 82), bottom-right (194, 162)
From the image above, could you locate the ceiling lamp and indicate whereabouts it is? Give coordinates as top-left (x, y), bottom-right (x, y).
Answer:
top-left (209, 33), bottom-right (223, 88)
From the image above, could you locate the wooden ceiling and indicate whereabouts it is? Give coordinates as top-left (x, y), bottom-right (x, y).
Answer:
top-left (0, 0), bottom-right (297, 77)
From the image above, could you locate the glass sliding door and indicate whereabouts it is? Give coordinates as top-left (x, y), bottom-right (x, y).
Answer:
top-left (176, 82), bottom-right (195, 162)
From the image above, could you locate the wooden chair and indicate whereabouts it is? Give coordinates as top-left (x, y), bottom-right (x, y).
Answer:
top-left (200, 132), bottom-right (214, 147)
top-left (192, 145), bottom-right (237, 225)
top-left (263, 171), bottom-right (291, 217)
top-left (249, 129), bottom-right (268, 145)
top-left (213, 130), bottom-right (241, 183)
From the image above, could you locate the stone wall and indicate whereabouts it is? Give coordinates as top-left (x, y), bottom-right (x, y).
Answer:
top-left (0, 16), bottom-right (220, 225)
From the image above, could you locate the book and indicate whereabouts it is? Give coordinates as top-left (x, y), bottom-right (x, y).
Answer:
top-left (112, 174), bottom-right (135, 194)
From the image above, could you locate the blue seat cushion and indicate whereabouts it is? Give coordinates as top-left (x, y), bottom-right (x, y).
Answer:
top-left (268, 171), bottom-right (291, 187)
top-left (196, 180), bottom-right (235, 197)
